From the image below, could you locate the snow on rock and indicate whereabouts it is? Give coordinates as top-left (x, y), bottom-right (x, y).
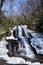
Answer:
top-left (27, 62), bottom-right (43, 65)
top-left (6, 27), bottom-right (18, 40)
top-left (4, 55), bottom-right (43, 65)
top-left (3, 54), bottom-right (43, 65)
top-left (13, 26), bottom-right (17, 30)
top-left (6, 35), bottom-right (17, 40)
top-left (6, 57), bottom-right (25, 64)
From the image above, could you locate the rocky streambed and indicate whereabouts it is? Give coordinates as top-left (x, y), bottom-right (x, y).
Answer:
top-left (0, 25), bottom-right (43, 65)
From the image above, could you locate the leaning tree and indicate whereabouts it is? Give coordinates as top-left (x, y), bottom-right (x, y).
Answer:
top-left (0, 0), bottom-right (5, 16)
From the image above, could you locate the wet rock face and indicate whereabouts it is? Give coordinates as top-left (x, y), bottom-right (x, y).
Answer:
top-left (6, 39), bottom-right (19, 54)
top-left (22, 28), bottom-right (26, 37)
top-left (13, 27), bottom-right (18, 38)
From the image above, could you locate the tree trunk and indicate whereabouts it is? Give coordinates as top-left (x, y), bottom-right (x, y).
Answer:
top-left (41, 0), bottom-right (43, 6)
top-left (0, 0), bottom-right (5, 16)
top-left (0, 4), bottom-right (2, 16)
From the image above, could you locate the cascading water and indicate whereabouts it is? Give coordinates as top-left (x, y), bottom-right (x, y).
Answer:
top-left (17, 25), bottom-right (35, 58)
top-left (18, 26), bottom-right (22, 38)
top-left (0, 25), bottom-right (43, 65)
top-left (0, 38), bottom-right (26, 64)
top-left (0, 27), bottom-right (27, 64)
top-left (20, 37), bottom-right (35, 58)
top-left (21, 25), bottom-right (43, 55)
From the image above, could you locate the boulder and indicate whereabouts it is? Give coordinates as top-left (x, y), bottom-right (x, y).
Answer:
top-left (6, 36), bottom-right (19, 54)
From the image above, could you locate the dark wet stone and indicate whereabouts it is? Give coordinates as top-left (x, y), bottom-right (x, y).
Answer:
top-left (6, 64), bottom-right (28, 65)
top-left (13, 27), bottom-right (18, 38)
top-left (6, 39), bottom-right (19, 54)
top-left (0, 59), bottom-right (6, 65)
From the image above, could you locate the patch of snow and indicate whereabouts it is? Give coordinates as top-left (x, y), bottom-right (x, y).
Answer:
top-left (6, 35), bottom-right (17, 40)
top-left (27, 62), bottom-right (43, 65)
top-left (0, 38), bottom-right (9, 57)
top-left (6, 57), bottom-right (25, 64)
top-left (6, 27), bottom-right (18, 40)
top-left (13, 26), bottom-right (17, 30)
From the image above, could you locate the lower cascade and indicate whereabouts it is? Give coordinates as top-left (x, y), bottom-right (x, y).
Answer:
top-left (0, 25), bottom-right (43, 65)
top-left (0, 38), bottom-right (26, 64)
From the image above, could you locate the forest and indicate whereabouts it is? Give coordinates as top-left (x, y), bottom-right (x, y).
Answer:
top-left (0, 0), bottom-right (43, 37)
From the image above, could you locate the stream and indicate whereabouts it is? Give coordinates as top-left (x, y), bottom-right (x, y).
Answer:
top-left (0, 25), bottom-right (43, 65)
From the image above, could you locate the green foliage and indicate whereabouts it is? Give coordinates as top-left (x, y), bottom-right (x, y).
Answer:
top-left (15, 16), bottom-right (24, 25)
top-left (30, 7), bottom-right (43, 33)
top-left (0, 16), bottom-right (15, 33)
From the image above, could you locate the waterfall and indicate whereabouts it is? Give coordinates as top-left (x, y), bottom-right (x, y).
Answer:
top-left (0, 25), bottom-right (43, 65)
top-left (18, 26), bottom-right (22, 38)
top-left (15, 25), bottom-right (35, 58)
top-left (0, 25), bottom-right (43, 64)
top-left (20, 37), bottom-right (35, 58)
top-left (5, 25), bottom-right (43, 55)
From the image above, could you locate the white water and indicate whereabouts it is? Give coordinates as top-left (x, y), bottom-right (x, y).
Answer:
top-left (0, 25), bottom-right (43, 65)
top-left (6, 28), bottom-right (17, 40)
top-left (23, 38), bottom-right (35, 58)
top-left (18, 37), bottom-right (35, 58)
top-left (17, 26), bottom-right (35, 58)
top-left (18, 26), bottom-right (22, 38)
top-left (21, 25), bottom-right (39, 38)
top-left (0, 38), bottom-right (27, 64)
top-left (21, 25), bottom-right (43, 55)
top-left (0, 38), bottom-right (42, 65)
